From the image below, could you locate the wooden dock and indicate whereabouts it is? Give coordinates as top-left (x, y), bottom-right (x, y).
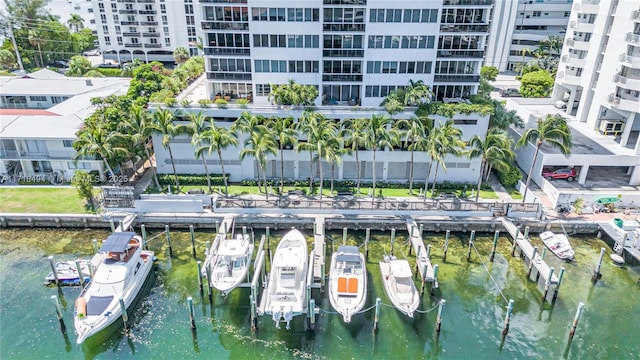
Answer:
top-left (114, 213), bottom-right (137, 232)
top-left (312, 216), bottom-right (326, 287)
top-left (406, 219), bottom-right (438, 290)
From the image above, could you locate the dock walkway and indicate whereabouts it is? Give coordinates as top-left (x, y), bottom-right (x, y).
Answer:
top-left (405, 218), bottom-right (438, 289)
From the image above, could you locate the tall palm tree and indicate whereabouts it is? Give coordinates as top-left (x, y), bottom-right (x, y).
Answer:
top-left (28, 29), bottom-right (45, 67)
top-left (67, 14), bottom-right (84, 32)
top-left (151, 108), bottom-right (182, 192)
top-left (196, 122), bottom-right (238, 194)
top-left (310, 116), bottom-right (339, 200)
top-left (296, 111), bottom-right (320, 193)
top-left (232, 111), bottom-right (266, 134)
top-left (74, 123), bottom-right (128, 182)
top-left (266, 116), bottom-right (297, 193)
top-left (118, 104), bottom-right (161, 189)
top-left (187, 112), bottom-right (214, 193)
top-left (173, 47), bottom-right (190, 66)
top-left (404, 80), bottom-right (432, 106)
top-left (426, 120), bottom-right (465, 197)
top-left (341, 119), bottom-right (369, 195)
top-left (326, 136), bottom-right (343, 194)
top-left (394, 116), bottom-right (433, 194)
top-left (363, 114), bottom-right (400, 199)
top-left (519, 48), bottom-right (532, 76)
top-left (516, 114), bottom-right (572, 203)
top-left (468, 128), bottom-right (514, 202)
top-left (239, 127), bottom-right (277, 198)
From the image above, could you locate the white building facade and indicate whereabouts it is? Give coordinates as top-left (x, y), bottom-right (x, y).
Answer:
top-left (91, 0), bottom-right (201, 64)
top-left (485, 0), bottom-right (572, 72)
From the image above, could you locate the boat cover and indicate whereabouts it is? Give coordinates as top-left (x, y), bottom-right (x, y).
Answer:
top-left (99, 232), bottom-right (136, 253)
top-left (86, 295), bottom-right (114, 315)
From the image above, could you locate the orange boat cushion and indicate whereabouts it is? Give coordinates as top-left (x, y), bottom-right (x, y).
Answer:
top-left (337, 277), bottom-right (347, 293)
top-left (348, 278), bottom-right (358, 293)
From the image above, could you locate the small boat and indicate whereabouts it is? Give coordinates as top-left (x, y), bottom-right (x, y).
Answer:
top-left (207, 234), bottom-right (254, 296)
top-left (540, 231), bottom-right (575, 261)
top-left (74, 232), bottom-right (154, 344)
top-left (379, 255), bottom-right (419, 318)
top-left (263, 229), bottom-right (308, 330)
top-left (328, 245), bottom-right (367, 323)
top-left (44, 260), bottom-right (92, 286)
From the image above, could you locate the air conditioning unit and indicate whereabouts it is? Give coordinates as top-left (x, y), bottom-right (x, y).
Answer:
top-left (598, 120), bottom-right (624, 135)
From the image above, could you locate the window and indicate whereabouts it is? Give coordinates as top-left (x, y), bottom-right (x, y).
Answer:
top-left (105, 36), bottom-right (111, 45)
top-left (63, 140), bottom-right (73, 147)
top-left (256, 84), bottom-right (271, 96)
top-left (117, 36), bottom-right (123, 45)
top-left (365, 85), bottom-right (404, 98)
top-left (288, 60), bottom-right (319, 73)
top-left (100, 14), bottom-right (107, 23)
top-left (453, 119), bottom-right (477, 125)
top-left (368, 35), bottom-right (435, 49)
top-left (254, 59), bottom-right (287, 72)
top-left (532, 11), bottom-right (541, 17)
top-left (29, 96), bottom-right (47, 101)
top-left (113, 15), bottom-right (119, 22)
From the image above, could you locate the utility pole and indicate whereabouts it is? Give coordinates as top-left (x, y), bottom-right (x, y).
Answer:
top-left (7, 20), bottom-right (25, 71)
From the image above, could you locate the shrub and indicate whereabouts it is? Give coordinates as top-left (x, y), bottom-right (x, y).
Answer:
top-left (236, 98), bottom-right (249, 108)
top-left (198, 98), bottom-right (211, 108)
top-left (164, 98), bottom-right (177, 107)
top-left (496, 165), bottom-right (522, 187)
top-left (214, 98), bottom-right (228, 109)
top-left (181, 99), bottom-right (192, 107)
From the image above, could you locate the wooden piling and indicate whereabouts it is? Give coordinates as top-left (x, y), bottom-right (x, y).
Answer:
top-left (523, 226), bottom-right (530, 239)
top-left (204, 240), bottom-right (210, 259)
top-left (48, 256), bottom-right (60, 286)
top-left (365, 228), bottom-right (370, 260)
top-left (92, 239), bottom-right (98, 253)
top-left (109, 220), bottom-right (115, 233)
top-left (542, 267), bottom-right (555, 302)
top-left (187, 296), bottom-right (196, 330)
top-left (119, 297), bottom-right (129, 331)
top-left (196, 261), bottom-right (204, 295)
top-left (390, 228), bottom-right (396, 255)
top-left (467, 231), bottom-right (475, 262)
top-left (568, 302), bottom-right (585, 341)
top-left (420, 264), bottom-right (428, 296)
top-left (51, 295), bottom-right (66, 333)
top-left (242, 226), bottom-right (247, 236)
top-left (342, 227), bottom-right (347, 245)
top-left (426, 244), bottom-right (431, 259)
top-left (266, 226), bottom-right (271, 261)
top-left (552, 267), bottom-right (565, 303)
top-left (591, 247), bottom-right (605, 283)
top-left (419, 224), bottom-right (424, 238)
top-left (436, 299), bottom-right (445, 334)
top-left (165, 225), bottom-right (173, 257)
top-left (205, 264), bottom-right (213, 302)
top-left (141, 224), bottom-right (148, 249)
top-left (250, 293), bottom-right (257, 331)
top-left (190, 225), bottom-right (196, 258)
top-left (502, 299), bottom-right (514, 336)
top-left (75, 259), bottom-right (85, 288)
top-left (215, 221), bottom-right (219, 234)
top-left (527, 246), bottom-right (538, 278)
top-left (309, 299), bottom-right (316, 330)
top-left (373, 298), bottom-right (381, 333)
top-left (409, 225), bottom-right (415, 256)
top-left (511, 225), bottom-right (520, 257)
top-left (490, 230), bottom-right (499, 262)
top-left (88, 261), bottom-right (95, 280)
top-left (431, 264), bottom-right (439, 296)
top-left (443, 230), bottom-right (450, 262)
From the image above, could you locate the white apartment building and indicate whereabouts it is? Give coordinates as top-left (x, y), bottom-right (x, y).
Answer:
top-left (91, 0), bottom-right (200, 64)
top-left (485, 0), bottom-right (572, 72)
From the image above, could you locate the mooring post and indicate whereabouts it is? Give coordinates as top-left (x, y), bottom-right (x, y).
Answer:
top-left (250, 293), bottom-right (257, 331)
top-left (528, 246), bottom-right (538, 278)
top-left (196, 261), bottom-right (204, 295)
top-left (165, 225), bottom-right (173, 257)
top-left (426, 244), bottom-right (432, 259)
top-left (542, 267), bottom-right (555, 303)
top-left (119, 297), bottom-right (129, 331)
top-left (92, 238), bottom-right (98, 253)
top-left (431, 264), bottom-right (439, 296)
top-left (523, 226), bottom-right (530, 239)
top-left (591, 247), bottom-right (605, 283)
top-left (552, 267), bottom-right (565, 304)
top-left (215, 221), bottom-right (219, 234)
top-left (88, 261), bottom-right (95, 280)
top-left (51, 295), bottom-right (66, 333)
top-left (409, 225), bottom-right (415, 256)
top-left (48, 255), bottom-right (60, 286)
top-left (568, 302), bottom-right (585, 341)
top-left (502, 299), bottom-right (515, 336)
top-left (420, 264), bottom-right (428, 296)
top-left (365, 228), bottom-right (370, 260)
top-left (266, 226), bottom-right (271, 261)
top-left (443, 230), bottom-right (450, 262)
top-left (342, 227), bottom-right (347, 245)
top-left (373, 298), bottom-right (381, 333)
top-left (490, 230), bottom-right (499, 262)
top-left (436, 299), bottom-right (445, 334)
top-left (309, 299), bottom-right (316, 330)
top-left (511, 225), bottom-right (520, 257)
top-left (190, 225), bottom-right (196, 258)
top-left (109, 220), bottom-right (115, 233)
top-left (536, 247), bottom-right (547, 282)
top-left (141, 224), bottom-right (148, 249)
top-left (242, 226), bottom-right (247, 237)
top-left (187, 296), bottom-right (196, 330)
top-left (419, 223), bottom-right (424, 238)
top-left (467, 230), bottom-right (475, 262)
top-left (204, 240), bottom-right (210, 259)
top-left (390, 228), bottom-right (396, 255)
top-left (75, 259), bottom-right (85, 288)
top-left (206, 265), bottom-right (213, 302)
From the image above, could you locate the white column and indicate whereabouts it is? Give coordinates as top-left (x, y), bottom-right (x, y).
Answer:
top-left (620, 114), bottom-right (634, 148)
top-left (578, 165), bottom-right (588, 185)
top-left (630, 166), bottom-right (640, 186)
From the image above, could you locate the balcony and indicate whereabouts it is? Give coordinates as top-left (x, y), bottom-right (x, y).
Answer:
top-left (625, 32), bottom-right (640, 46)
top-left (144, 43), bottom-right (162, 48)
top-left (437, 50), bottom-right (484, 58)
top-left (120, 21), bottom-right (139, 25)
top-left (557, 71), bottom-right (581, 86)
top-left (613, 74), bottom-right (640, 89)
top-left (116, 0), bottom-right (135, 2)
top-left (0, 149), bottom-right (77, 160)
top-left (124, 43), bottom-right (143, 48)
top-left (322, 24), bottom-right (365, 32)
top-left (632, 10), bottom-right (640, 21)
top-left (140, 21), bottom-right (158, 26)
top-left (119, 10), bottom-right (137, 14)
top-left (619, 53), bottom-right (640, 68)
top-left (322, 49), bottom-right (364, 57)
top-left (136, 0), bottom-right (154, 2)
top-left (575, 20), bottom-right (595, 33)
top-left (609, 93), bottom-right (640, 113)
top-left (442, 0), bottom-right (493, 6)
top-left (138, 10), bottom-right (156, 14)
top-left (439, 24), bottom-right (489, 33)
top-left (123, 32), bottom-right (140, 36)
top-left (201, 21), bottom-right (249, 31)
top-left (563, 53), bottom-right (587, 68)
top-left (433, 74), bottom-right (480, 82)
top-left (143, 32), bottom-right (160, 37)
top-left (569, 38), bottom-right (591, 51)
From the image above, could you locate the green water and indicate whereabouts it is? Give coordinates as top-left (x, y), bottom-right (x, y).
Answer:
top-left (1, 227), bottom-right (638, 360)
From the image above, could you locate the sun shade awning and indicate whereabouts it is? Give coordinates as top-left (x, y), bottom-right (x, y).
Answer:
top-left (99, 232), bottom-right (136, 253)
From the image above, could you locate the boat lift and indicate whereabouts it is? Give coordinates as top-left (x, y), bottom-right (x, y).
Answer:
top-left (406, 218), bottom-right (439, 295)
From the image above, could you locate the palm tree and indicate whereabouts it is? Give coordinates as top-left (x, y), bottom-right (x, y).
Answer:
top-left (28, 29), bottom-right (45, 67)
top-left (118, 104), bottom-right (161, 189)
top-left (404, 80), bottom-right (432, 106)
top-left (394, 116), bottom-right (433, 194)
top-left (239, 127), bottom-right (277, 198)
top-left (187, 112), bottom-right (214, 193)
top-left (196, 122), bottom-right (238, 194)
top-left (467, 128), bottom-right (514, 202)
top-left (363, 114), bottom-right (400, 199)
top-left (266, 116), bottom-right (297, 193)
top-left (0, 49), bottom-right (16, 70)
top-left (151, 108), bottom-right (182, 192)
top-left (310, 116), bottom-right (339, 200)
top-left (341, 119), bottom-right (369, 195)
top-left (296, 111), bottom-right (320, 193)
top-left (516, 114), bottom-right (572, 203)
top-left (426, 120), bottom-right (465, 197)
top-left (232, 111), bottom-right (266, 134)
top-left (67, 55), bottom-right (92, 76)
top-left (67, 14), bottom-right (84, 32)
top-left (173, 47), bottom-right (190, 66)
top-left (519, 48), bottom-right (532, 76)
top-left (74, 123), bottom-right (128, 182)
top-left (326, 136), bottom-right (343, 194)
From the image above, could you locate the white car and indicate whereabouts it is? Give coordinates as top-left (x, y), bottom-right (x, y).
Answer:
top-left (83, 49), bottom-right (101, 56)
top-left (554, 100), bottom-right (567, 109)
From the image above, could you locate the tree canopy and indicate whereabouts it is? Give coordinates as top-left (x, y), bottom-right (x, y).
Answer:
top-left (519, 70), bottom-right (554, 98)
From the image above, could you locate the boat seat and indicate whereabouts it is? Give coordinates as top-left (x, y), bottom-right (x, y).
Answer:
top-left (347, 278), bottom-right (358, 293)
top-left (337, 277), bottom-right (348, 293)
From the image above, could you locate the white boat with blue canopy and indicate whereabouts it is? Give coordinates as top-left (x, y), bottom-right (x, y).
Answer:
top-left (74, 232), bottom-right (154, 344)
top-left (328, 245), bottom-right (367, 323)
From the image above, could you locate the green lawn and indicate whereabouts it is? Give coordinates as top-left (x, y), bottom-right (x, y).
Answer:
top-left (0, 188), bottom-right (92, 213)
top-left (505, 186), bottom-right (523, 200)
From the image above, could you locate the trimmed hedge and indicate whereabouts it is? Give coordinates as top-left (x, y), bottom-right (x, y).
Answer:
top-left (495, 165), bottom-right (522, 187)
top-left (158, 174), bottom-right (230, 186)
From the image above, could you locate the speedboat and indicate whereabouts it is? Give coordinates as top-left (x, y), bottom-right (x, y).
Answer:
top-left (263, 229), bottom-right (308, 330)
top-left (379, 255), bottom-right (419, 318)
top-left (74, 232), bottom-right (154, 344)
top-left (328, 245), bottom-right (367, 323)
top-left (44, 260), bottom-right (92, 286)
top-left (540, 231), bottom-right (575, 261)
top-left (207, 234), bottom-right (254, 296)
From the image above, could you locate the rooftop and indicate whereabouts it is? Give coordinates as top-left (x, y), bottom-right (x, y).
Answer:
top-left (0, 71), bottom-right (130, 97)
top-left (0, 114), bottom-right (83, 139)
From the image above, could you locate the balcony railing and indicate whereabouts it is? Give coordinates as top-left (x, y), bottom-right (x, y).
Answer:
top-left (322, 23), bottom-right (365, 32)
top-left (322, 49), bottom-right (364, 57)
top-left (632, 10), bottom-right (640, 21)
top-left (0, 149), bottom-right (77, 160)
top-left (619, 52), bottom-right (640, 68)
top-left (437, 50), bottom-right (484, 58)
top-left (143, 32), bottom-right (160, 37)
top-left (144, 43), bottom-right (162, 48)
top-left (565, 38), bottom-right (574, 46)
top-left (120, 21), bottom-right (139, 25)
top-left (626, 32), bottom-right (640, 45)
top-left (442, 0), bottom-right (493, 6)
top-left (439, 24), bottom-right (489, 33)
top-left (138, 10), bottom-right (156, 14)
top-left (119, 10), bottom-right (137, 14)
top-left (433, 74), bottom-right (480, 82)
top-left (123, 32), bottom-right (140, 36)
top-left (124, 43), bottom-right (143, 48)
top-left (140, 21), bottom-right (158, 26)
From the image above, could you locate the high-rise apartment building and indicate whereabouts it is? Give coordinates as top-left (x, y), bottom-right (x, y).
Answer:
top-left (199, 0), bottom-right (492, 105)
top-left (485, 0), bottom-right (572, 72)
top-left (553, 0), bottom-right (640, 154)
top-left (91, 0), bottom-right (200, 63)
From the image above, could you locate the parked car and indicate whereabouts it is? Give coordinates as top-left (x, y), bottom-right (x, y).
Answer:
top-left (554, 100), bottom-right (567, 109)
top-left (83, 49), bottom-right (101, 56)
top-left (47, 60), bottom-right (68, 68)
top-left (499, 88), bottom-right (521, 97)
top-left (542, 168), bottom-right (577, 181)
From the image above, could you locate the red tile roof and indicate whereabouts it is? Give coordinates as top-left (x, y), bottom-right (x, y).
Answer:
top-left (0, 109), bottom-right (59, 116)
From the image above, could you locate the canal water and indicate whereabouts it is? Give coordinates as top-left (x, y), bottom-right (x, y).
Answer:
top-left (0, 227), bottom-right (638, 359)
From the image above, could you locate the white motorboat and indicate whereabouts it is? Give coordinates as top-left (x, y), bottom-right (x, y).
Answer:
top-left (379, 255), bottom-right (419, 318)
top-left (540, 231), bottom-right (575, 261)
top-left (328, 245), bottom-right (367, 323)
top-left (74, 232), bottom-right (154, 344)
top-left (207, 234), bottom-right (254, 295)
top-left (44, 260), bottom-right (92, 286)
top-left (263, 229), bottom-right (308, 330)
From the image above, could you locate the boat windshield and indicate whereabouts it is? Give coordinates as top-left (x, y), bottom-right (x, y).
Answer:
top-left (395, 276), bottom-right (413, 294)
